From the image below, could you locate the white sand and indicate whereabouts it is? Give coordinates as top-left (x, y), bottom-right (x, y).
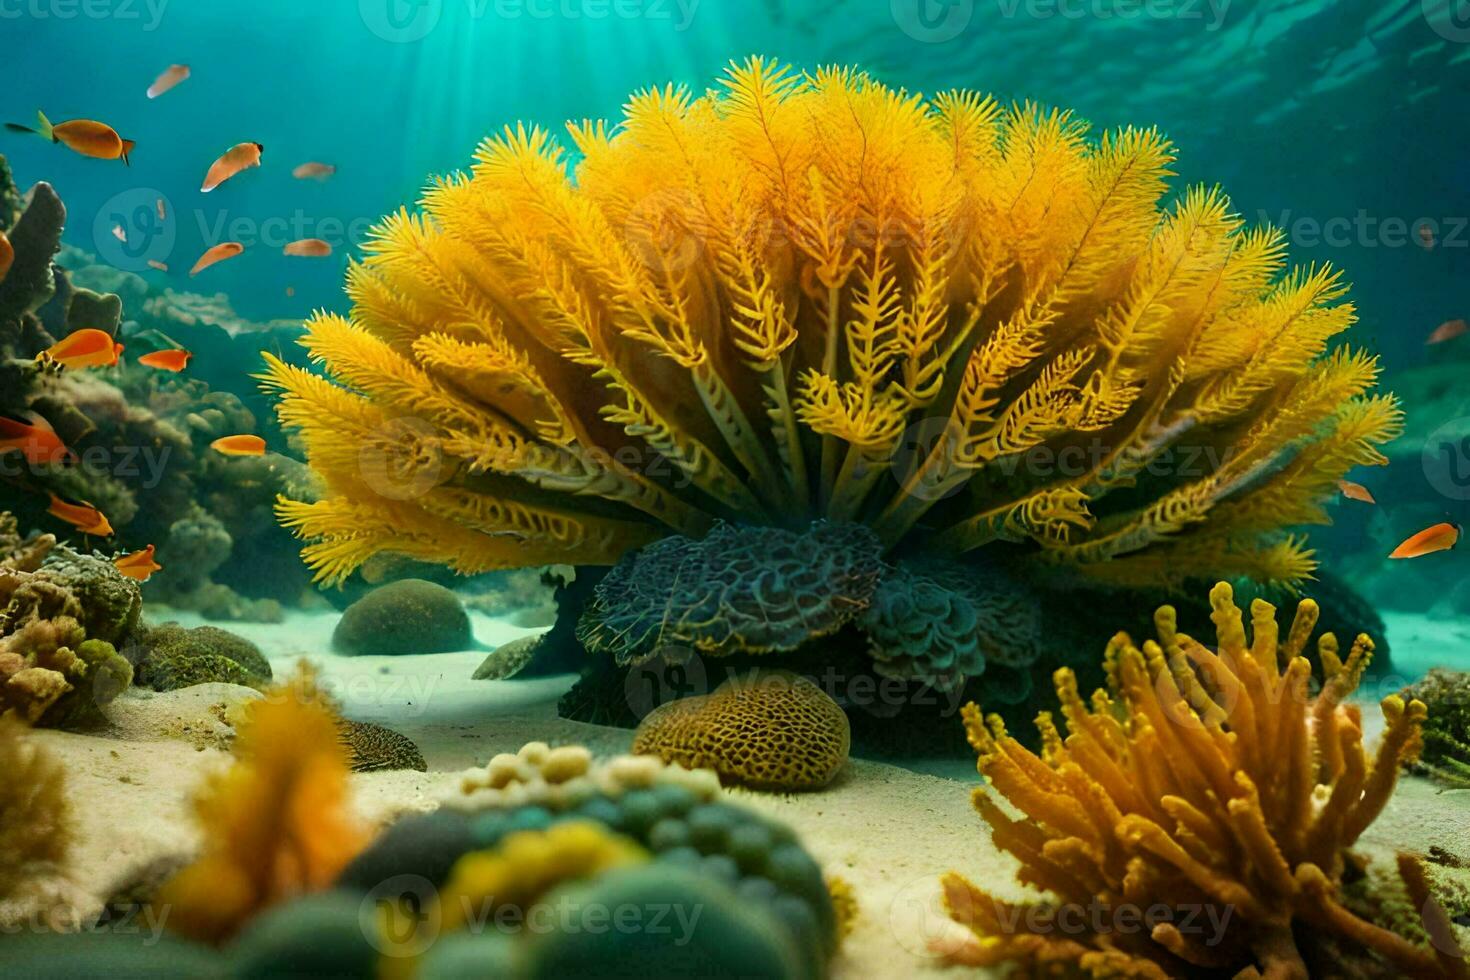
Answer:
top-left (11, 606), bottom-right (1470, 977)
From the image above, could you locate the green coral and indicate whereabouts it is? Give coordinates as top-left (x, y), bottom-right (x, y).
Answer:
top-left (1402, 668), bottom-right (1470, 787)
top-left (332, 579), bottom-right (471, 657)
top-left (134, 623), bottom-right (272, 692)
top-left (339, 718), bottom-right (427, 773)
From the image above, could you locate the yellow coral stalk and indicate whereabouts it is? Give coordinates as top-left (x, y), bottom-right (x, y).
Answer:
top-left (267, 58), bottom-right (1397, 587)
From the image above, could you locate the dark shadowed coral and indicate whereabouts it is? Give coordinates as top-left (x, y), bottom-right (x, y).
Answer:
top-left (577, 521), bottom-right (884, 665)
top-left (133, 623), bottom-right (272, 692)
top-left (939, 582), bottom-right (1454, 978)
top-left (331, 578), bottom-right (472, 656)
top-left (1401, 668), bottom-right (1470, 788)
top-left (0, 716), bottom-right (71, 902)
top-left (633, 670), bottom-right (850, 791)
top-left (0, 153), bottom-right (20, 230)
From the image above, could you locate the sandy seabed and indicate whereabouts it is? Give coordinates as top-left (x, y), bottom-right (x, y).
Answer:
top-left (13, 605), bottom-right (1470, 978)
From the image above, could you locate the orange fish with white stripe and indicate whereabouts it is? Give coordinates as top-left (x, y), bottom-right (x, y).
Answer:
top-left (114, 544), bottom-right (162, 582)
top-left (284, 238), bottom-right (332, 258)
top-left (47, 493), bottom-right (113, 536)
top-left (0, 411), bottom-right (74, 466)
top-left (201, 141), bottom-right (263, 192)
top-left (39, 329), bottom-right (122, 369)
top-left (211, 434), bottom-right (267, 456)
top-left (1336, 480), bottom-right (1376, 504)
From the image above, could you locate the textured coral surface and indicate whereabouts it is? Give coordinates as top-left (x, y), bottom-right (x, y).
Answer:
top-left (266, 60), bottom-right (1398, 593)
top-left (632, 670), bottom-right (850, 791)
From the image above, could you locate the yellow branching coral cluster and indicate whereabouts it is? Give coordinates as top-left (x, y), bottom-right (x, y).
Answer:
top-left (265, 58), bottom-right (1398, 587)
top-left (939, 582), bottom-right (1462, 978)
top-left (158, 671), bottom-right (370, 944)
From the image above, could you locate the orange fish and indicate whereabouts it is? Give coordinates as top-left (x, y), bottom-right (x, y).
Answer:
top-left (40, 329), bottom-right (122, 369)
top-left (285, 286), bottom-right (295, 297)
top-left (211, 434), bottom-right (267, 456)
top-left (111, 224), bottom-right (127, 243)
top-left (137, 349), bottom-right (193, 372)
top-left (156, 198), bottom-right (167, 221)
top-left (1389, 522), bottom-right (1461, 560)
top-left (147, 64), bottom-right (190, 99)
top-left (0, 229), bottom-right (12, 283)
top-left (201, 141), bottom-right (263, 192)
top-left (0, 412), bottom-right (73, 466)
top-left (1337, 480), bottom-right (1375, 504)
top-left (114, 544), bottom-right (162, 582)
top-left (190, 242), bottom-right (244, 276)
top-left (47, 493), bottom-right (113, 537)
top-left (292, 162), bottom-right (336, 181)
top-left (1427, 319), bottom-right (1468, 345)
top-left (284, 238), bottom-right (332, 258)
top-left (1419, 224), bottom-right (1436, 249)
top-left (5, 111), bottom-right (134, 165)
top-left (147, 259), bottom-right (169, 273)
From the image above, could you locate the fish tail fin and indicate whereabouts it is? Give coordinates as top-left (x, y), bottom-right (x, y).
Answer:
top-left (35, 110), bottom-right (54, 142)
top-left (121, 139), bottom-right (135, 166)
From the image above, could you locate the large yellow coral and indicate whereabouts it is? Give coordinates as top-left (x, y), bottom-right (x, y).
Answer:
top-left (265, 59), bottom-right (1398, 588)
top-left (939, 583), bottom-right (1460, 978)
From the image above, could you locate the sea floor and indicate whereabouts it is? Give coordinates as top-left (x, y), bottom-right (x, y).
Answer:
top-left (12, 605), bottom-right (1470, 977)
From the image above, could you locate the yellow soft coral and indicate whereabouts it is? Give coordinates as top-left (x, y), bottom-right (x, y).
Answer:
top-left (939, 582), bottom-right (1460, 978)
top-left (265, 59), bottom-right (1398, 588)
top-left (0, 717), bottom-right (70, 902)
top-left (159, 672), bottom-right (369, 944)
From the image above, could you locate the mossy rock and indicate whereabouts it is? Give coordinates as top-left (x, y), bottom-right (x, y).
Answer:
top-left (228, 891), bottom-right (381, 980)
top-left (332, 579), bottom-right (471, 657)
top-left (522, 864), bottom-right (808, 980)
top-left (0, 931), bottom-right (225, 979)
top-left (34, 549), bottom-right (142, 646)
top-left (40, 638), bottom-right (134, 729)
top-left (135, 623), bottom-right (272, 692)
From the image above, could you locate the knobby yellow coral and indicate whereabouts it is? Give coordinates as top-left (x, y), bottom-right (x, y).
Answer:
top-left (0, 717), bottom-right (70, 902)
top-left (263, 58), bottom-right (1397, 589)
top-left (158, 672), bottom-right (370, 944)
top-left (939, 582), bottom-right (1462, 978)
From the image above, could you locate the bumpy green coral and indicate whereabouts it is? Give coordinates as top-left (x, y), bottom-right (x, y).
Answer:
top-left (577, 521), bottom-right (884, 664)
top-left (339, 719), bottom-right (427, 773)
top-left (1402, 668), bottom-right (1470, 787)
top-left (332, 579), bottom-right (471, 656)
top-left (134, 623), bottom-right (271, 692)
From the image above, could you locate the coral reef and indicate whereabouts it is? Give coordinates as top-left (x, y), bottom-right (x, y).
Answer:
top-left (157, 672), bottom-right (369, 944)
top-left (460, 564), bottom-right (566, 627)
top-left (131, 622), bottom-right (272, 692)
top-left (339, 718), bottom-right (427, 773)
top-left (632, 670), bottom-right (850, 791)
top-left (1, 513), bottom-right (136, 726)
top-left (0, 717), bottom-right (71, 903)
top-left (473, 633), bottom-right (545, 680)
top-left (1401, 668), bottom-right (1470, 788)
top-left (331, 578), bottom-right (472, 656)
top-left (938, 582), bottom-right (1457, 978)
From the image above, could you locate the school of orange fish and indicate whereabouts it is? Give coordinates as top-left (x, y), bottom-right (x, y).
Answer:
top-left (0, 63), bottom-right (335, 583)
top-left (0, 62), bottom-right (1461, 584)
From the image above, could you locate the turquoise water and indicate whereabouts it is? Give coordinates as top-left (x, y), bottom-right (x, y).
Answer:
top-left (5, 0), bottom-right (1465, 360)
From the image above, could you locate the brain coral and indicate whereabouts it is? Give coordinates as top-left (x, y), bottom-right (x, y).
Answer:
top-left (265, 58), bottom-right (1398, 594)
top-left (632, 670), bottom-right (850, 790)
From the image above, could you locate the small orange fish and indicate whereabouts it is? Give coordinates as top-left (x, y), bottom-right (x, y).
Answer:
top-left (5, 111), bottom-right (134, 165)
top-left (111, 224), bottom-right (127, 244)
top-left (114, 544), bottom-right (162, 582)
top-left (1389, 522), bottom-right (1461, 559)
top-left (292, 162), bottom-right (336, 181)
top-left (1337, 480), bottom-right (1375, 504)
top-left (211, 434), bottom-right (267, 456)
top-left (285, 286), bottom-right (295, 297)
top-left (147, 259), bottom-right (169, 273)
top-left (1427, 319), bottom-right (1468, 345)
top-left (147, 64), bottom-right (190, 99)
top-left (156, 198), bottom-right (167, 221)
top-left (201, 141), bottom-right (263, 192)
top-left (0, 229), bottom-right (12, 283)
top-left (137, 348), bottom-right (193, 372)
top-left (284, 238), bottom-right (332, 258)
top-left (190, 242), bottom-right (244, 276)
top-left (40, 328), bottom-right (122, 369)
top-left (47, 493), bottom-right (113, 537)
top-left (0, 411), bottom-right (73, 466)
top-left (1419, 224), bottom-right (1436, 249)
